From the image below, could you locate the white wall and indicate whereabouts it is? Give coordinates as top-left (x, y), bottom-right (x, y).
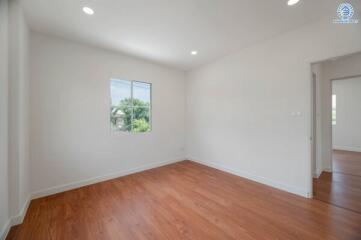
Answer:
top-left (0, 0), bottom-right (10, 237)
top-left (186, 18), bottom-right (361, 197)
top-left (29, 32), bottom-right (186, 195)
top-left (0, 0), bottom-right (30, 238)
top-left (8, 0), bottom-right (30, 222)
top-left (333, 77), bottom-right (361, 152)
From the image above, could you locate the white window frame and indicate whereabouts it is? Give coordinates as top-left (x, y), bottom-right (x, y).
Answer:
top-left (110, 79), bottom-right (152, 133)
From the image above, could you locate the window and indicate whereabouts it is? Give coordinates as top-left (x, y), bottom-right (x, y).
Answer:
top-left (110, 79), bottom-right (151, 132)
top-left (332, 94), bottom-right (336, 125)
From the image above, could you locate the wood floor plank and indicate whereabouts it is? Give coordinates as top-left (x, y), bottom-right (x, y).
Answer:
top-left (314, 150), bottom-right (361, 213)
top-left (7, 161), bottom-right (361, 240)
top-left (333, 150), bottom-right (361, 176)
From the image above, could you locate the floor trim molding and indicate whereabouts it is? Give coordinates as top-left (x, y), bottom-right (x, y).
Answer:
top-left (0, 195), bottom-right (31, 240)
top-left (32, 158), bottom-right (184, 199)
top-left (0, 220), bottom-right (11, 240)
top-left (1, 158), bottom-right (184, 240)
top-left (333, 146), bottom-right (361, 153)
top-left (313, 171), bottom-right (321, 179)
top-left (189, 157), bottom-right (311, 198)
top-left (11, 196), bottom-right (32, 226)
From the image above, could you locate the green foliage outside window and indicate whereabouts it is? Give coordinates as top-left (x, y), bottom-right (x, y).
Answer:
top-left (110, 98), bottom-right (151, 132)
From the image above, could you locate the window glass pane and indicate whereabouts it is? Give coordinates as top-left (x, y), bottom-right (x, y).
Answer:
top-left (132, 107), bottom-right (151, 132)
top-left (133, 81), bottom-right (151, 104)
top-left (110, 79), bottom-right (151, 133)
top-left (111, 106), bottom-right (132, 131)
top-left (110, 79), bottom-right (132, 132)
top-left (111, 79), bottom-right (131, 106)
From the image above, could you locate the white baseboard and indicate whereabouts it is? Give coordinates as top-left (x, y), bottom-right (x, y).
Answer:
top-left (189, 157), bottom-right (311, 198)
top-left (32, 158), bottom-right (184, 199)
top-left (0, 219), bottom-right (11, 240)
top-left (0, 195), bottom-right (31, 240)
top-left (1, 158), bottom-right (184, 240)
top-left (11, 196), bottom-right (31, 226)
top-left (314, 167), bottom-right (323, 179)
top-left (333, 146), bottom-right (361, 153)
top-left (313, 167), bottom-right (331, 179)
top-left (313, 172), bottom-right (321, 178)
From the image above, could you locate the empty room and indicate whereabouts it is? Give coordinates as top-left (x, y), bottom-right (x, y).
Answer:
top-left (0, 0), bottom-right (361, 239)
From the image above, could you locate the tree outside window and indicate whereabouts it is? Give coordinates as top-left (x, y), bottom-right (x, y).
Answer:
top-left (110, 79), bottom-right (151, 133)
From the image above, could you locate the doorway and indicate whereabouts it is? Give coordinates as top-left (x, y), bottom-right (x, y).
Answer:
top-left (311, 53), bottom-right (361, 213)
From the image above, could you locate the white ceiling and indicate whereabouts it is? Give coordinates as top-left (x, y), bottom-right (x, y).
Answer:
top-left (22, 0), bottom-right (360, 70)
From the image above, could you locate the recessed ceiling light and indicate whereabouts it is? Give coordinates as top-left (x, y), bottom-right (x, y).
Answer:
top-left (191, 51), bottom-right (198, 55)
top-left (287, 0), bottom-right (300, 6)
top-left (83, 6), bottom-right (94, 15)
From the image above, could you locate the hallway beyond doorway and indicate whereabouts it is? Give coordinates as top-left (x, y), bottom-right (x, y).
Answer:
top-left (313, 150), bottom-right (361, 213)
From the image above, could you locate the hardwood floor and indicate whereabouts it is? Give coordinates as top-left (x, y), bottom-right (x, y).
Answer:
top-left (314, 150), bottom-right (361, 214)
top-left (8, 161), bottom-right (361, 240)
top-left (333, 150), bottom-right (361, 176)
